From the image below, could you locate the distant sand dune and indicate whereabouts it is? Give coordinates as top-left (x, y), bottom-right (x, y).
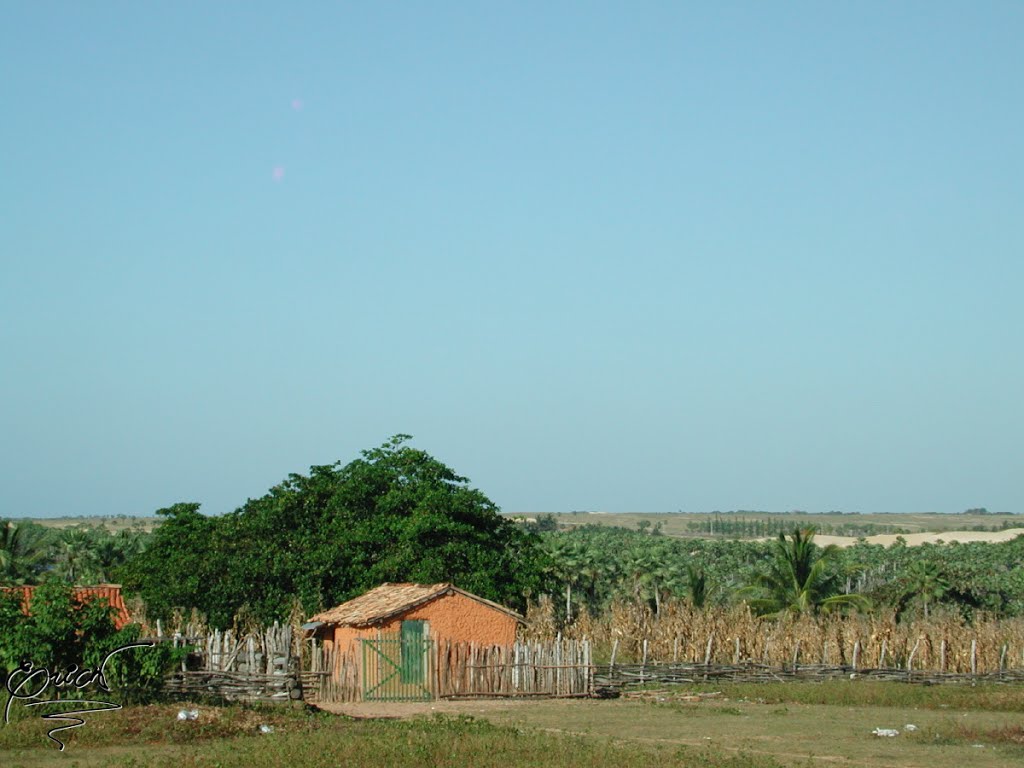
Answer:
top-left (813, 528), bottom-right (1024, 548)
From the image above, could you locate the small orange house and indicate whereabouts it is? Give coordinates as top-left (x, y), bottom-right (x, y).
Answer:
top-left (309, 582), bottom-right (523, 653)
top-left (1, 584), bottom-right (132, 630)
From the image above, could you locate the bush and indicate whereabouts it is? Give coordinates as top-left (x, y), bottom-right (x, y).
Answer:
top-left (0, 583), bottom-right (186, 705)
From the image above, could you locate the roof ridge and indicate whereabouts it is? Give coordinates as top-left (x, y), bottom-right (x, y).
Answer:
top-left (310, 582), bottom-right (522, 626)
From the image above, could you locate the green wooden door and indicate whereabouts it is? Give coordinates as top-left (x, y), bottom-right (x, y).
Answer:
top-left (400, 620), bottom-right (426, 683)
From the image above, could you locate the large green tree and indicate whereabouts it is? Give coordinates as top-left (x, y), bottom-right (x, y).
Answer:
top-left (123, 436), bottom-right (544, 627)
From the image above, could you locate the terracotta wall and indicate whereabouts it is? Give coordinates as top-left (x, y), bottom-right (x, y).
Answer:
top-left (330, 592), bottom-right (518, 653)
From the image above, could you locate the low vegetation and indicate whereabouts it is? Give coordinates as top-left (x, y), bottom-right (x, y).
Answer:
top-left (0, 704), bottom-right (787, 768)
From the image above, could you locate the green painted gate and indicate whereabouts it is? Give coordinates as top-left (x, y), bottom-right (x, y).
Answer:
top-left (361, 623), bottom-right (434, 701)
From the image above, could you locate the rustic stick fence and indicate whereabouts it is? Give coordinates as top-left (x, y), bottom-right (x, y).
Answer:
top-left (437, 638), bottom-right (592, 698)
top-left (303, 638), bottom-right (593, 703)
top-left (153, 620), bottom-right (1024, 704)
top-left (157, 622), bottom-right (303, 703)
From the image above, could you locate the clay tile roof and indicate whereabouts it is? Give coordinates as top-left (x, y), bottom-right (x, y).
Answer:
top-left (1, 584), bottom-right (132, 630)
top-left (310, 582), bottom-right (523, 626)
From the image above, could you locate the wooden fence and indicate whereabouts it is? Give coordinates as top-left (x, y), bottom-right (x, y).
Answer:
top-left (437, 639), bottom-right (592, 698)
top-left (156, 625), bottom-right (1024, 704)
top-left (303, 639), bottom-right (593, 703)
top-left (159, 622), bottom-right (303, 703)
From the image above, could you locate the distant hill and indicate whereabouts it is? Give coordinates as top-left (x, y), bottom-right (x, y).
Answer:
top-left (502, 510), bottom-right (1020, 539)
top-left (10, 515), bottom-right (161, 532)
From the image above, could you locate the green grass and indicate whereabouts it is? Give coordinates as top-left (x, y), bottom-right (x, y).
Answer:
top-left (5, 683), bottom-right (1024, 767)
top-left (0, 703), bottom-right (784, 768)
top-left (477, 686), bottom-right (1024, 767)
top-left (673, 680), bottom-right (1024, 711)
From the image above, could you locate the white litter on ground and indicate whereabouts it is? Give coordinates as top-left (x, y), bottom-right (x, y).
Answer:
top-left (259, 725), bottom-right (274, 734)
top-left (176, 709), bottom-right (199, 721)
top-left (904, 724), bottom-right (918, 731)
top-left (872, 728), bottom-right (899, 737)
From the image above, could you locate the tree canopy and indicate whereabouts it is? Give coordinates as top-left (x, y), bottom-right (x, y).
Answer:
top-left (122, 436), bottom-right (544, 627)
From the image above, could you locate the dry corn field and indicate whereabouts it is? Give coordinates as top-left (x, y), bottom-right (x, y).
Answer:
top-left (522, 596), bottom-right (1024, 674)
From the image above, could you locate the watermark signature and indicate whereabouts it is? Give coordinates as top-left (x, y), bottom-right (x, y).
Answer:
top-left (3, 643), bottom-right (155, 750)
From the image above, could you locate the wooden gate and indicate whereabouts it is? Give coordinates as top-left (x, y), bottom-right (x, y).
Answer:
top-left (361, 633), bottom-right (434, 701)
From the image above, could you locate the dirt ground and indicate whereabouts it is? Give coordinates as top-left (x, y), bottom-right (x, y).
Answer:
top-left (814, 528), bottom-right (1024, 548)
top-left (315, 696), bottom-right (1024, 768)
top-left (315, 698), bottom-right (537, 719)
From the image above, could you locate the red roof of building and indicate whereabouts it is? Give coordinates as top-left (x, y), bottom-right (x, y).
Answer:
top-left (2, 584), bottom-right (132, 630)
top-left (310, 582), bottom-right (523, 627)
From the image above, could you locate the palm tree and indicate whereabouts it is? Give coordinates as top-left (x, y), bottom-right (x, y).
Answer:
top-left (686, 564), bottom-right (709, 609)
top-left (744, 528), bottom-right (868, 617)
top-left (52, 528), bottom-right (103, 584)
top-left (903, 560), bottom-right (949, 620)
top-left (0, 519), bottom-right (48, 584)
top-left (542, 537), bottom-right (587, 622)
top-left (619, 546), bottom-right (656, 609)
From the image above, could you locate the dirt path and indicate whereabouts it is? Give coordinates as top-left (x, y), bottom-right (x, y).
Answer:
top-left (314, 698), bottom-right (537, 719)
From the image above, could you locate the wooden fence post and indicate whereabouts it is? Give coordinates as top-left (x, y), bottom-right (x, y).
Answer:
top-left (609, 638), bottom-right (619, 682)
top-left (907, 638), bottom-right (920, 674)
top-left (703, 633), bottom-right (714, 681)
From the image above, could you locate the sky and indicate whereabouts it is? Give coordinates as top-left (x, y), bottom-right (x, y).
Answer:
top-left (2, 2), bottom-right (1022, 517)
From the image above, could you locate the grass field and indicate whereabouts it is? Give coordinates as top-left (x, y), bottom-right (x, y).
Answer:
top-left (9, 516), bottom-right (161, 532)
top-left (2, 682), bottom-right (1022, 767)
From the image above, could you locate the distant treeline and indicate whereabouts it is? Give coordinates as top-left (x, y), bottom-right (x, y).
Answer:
top-left (0, 518), bottom-right (149, 585)
top-left (680, 516), bottom-right (1021, 538)
top-left (531, 524), bottom-right (1024, 624)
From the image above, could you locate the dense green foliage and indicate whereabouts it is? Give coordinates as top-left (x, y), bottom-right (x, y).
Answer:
top-left (0, 520), bottom-right (50, 584)
top-left (0, 583), bottom-right (183, 704)
top-left (0, 519), bottom-right (149, 586)
top-left (122, 436), bottom-right (545, 627)
top-left (531, 524), bottom-right (1024, 622)
top-left (741, 529), bottom-right (868, 616)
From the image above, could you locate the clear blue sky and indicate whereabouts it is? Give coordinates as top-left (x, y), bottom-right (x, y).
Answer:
top-left (2, 2), bottom-right (1022, 517)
